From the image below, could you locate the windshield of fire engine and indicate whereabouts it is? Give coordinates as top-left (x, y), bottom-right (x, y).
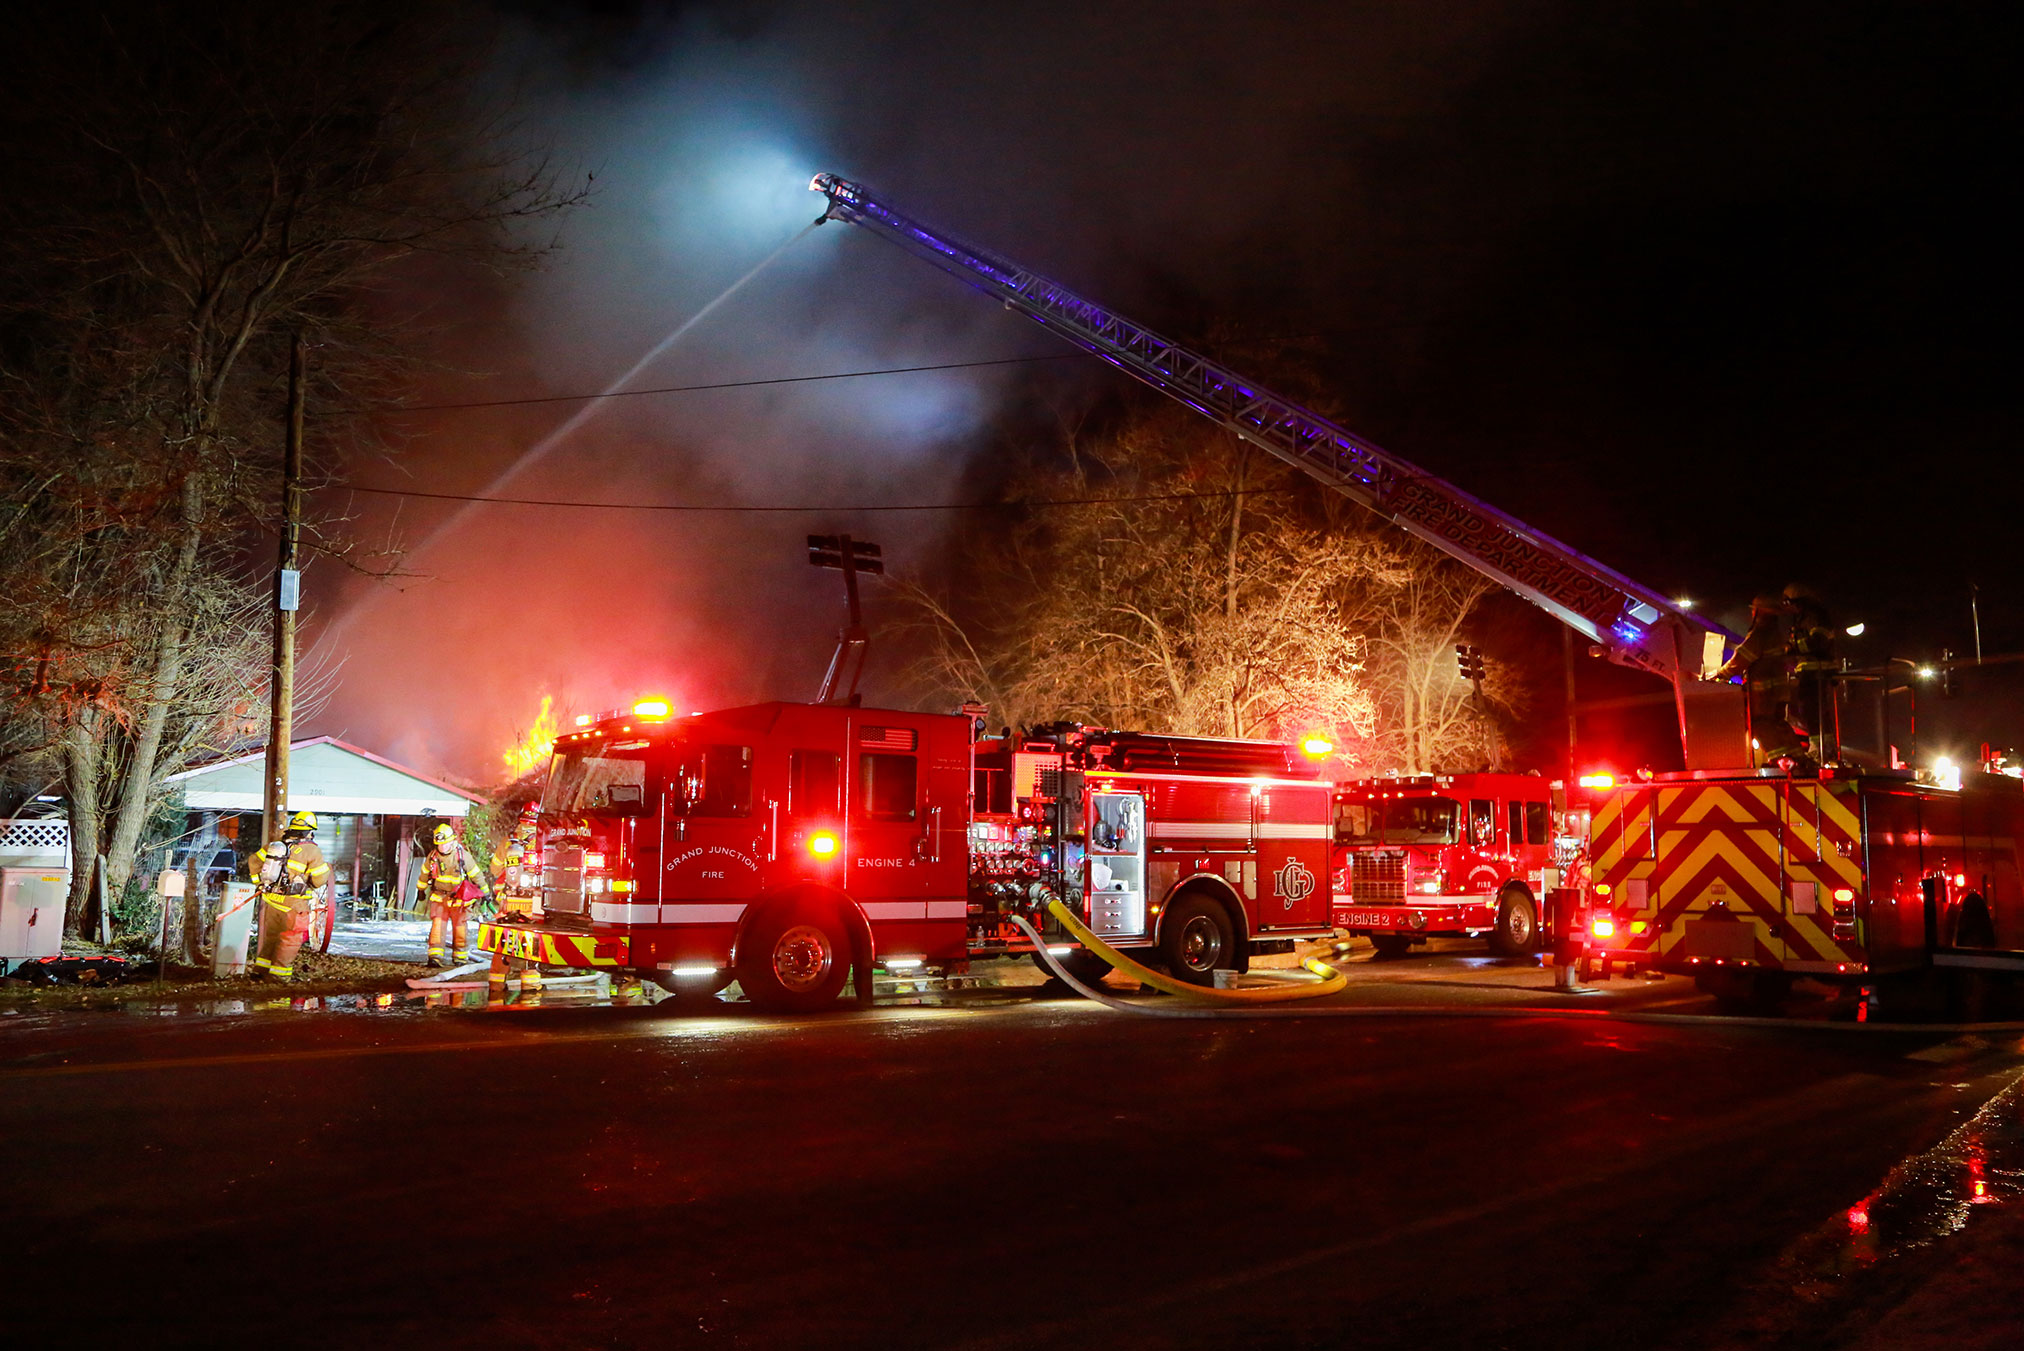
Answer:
top-left (543, 741), bottom-right (653, 817)
top-left (1335, 796), bottom-right (1459, 846)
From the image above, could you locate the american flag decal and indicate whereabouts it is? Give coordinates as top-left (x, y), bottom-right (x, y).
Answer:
top-left (858, 726), bottom-right (918, 751)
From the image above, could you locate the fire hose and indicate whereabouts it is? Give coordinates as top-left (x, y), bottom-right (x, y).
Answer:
top-left (1010, 898), bottom-right (1347, 1011)
top-left (1010, 902), bottom-right (2024, 1033)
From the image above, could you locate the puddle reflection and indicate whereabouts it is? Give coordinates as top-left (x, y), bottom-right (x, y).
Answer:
top-left (1786, 1071), bottom-right (2024, 1294)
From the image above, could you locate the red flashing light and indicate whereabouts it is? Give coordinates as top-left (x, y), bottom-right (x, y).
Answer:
top-left (1847, 1204), bottom-right (1870, 1233)
top-left (1590, 915), bottom-right (1616, 939)
top-left (808, 831), bottom-right (840, 858)
top-left (1577, 772), bottom-right (1616, 790)
top-left (633, 698), bottom-right (673, 720)
top-left (1833, 887), bottom-right (1855, 903)
top-left (583, 852), bottom-right (606, 870)
top-left (1300, 736), bottom-right (1334, 758)
top-left (1593, 883), bottom-right (1613, 898)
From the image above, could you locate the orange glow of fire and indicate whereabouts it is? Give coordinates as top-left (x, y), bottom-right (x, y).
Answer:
top-left (503, 695), bottom-right (562, 780)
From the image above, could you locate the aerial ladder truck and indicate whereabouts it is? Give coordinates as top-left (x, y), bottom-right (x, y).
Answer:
top-left (809, 174), bottom-right (2024, 1007)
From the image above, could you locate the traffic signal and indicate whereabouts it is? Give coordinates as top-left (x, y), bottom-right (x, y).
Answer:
top-left (1455, 643), bottom-right (1486, 682)
top-left (807, 534), bottom-right (884, 575)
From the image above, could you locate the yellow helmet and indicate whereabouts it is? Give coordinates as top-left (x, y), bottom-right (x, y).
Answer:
top-left (432, 822), bottom-right (457, 845)
top-left (286, 810), bottom-right (317, 833)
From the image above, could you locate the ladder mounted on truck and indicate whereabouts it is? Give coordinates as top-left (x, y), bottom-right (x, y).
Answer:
top-left (810, 173), bottom-right (1739, 765)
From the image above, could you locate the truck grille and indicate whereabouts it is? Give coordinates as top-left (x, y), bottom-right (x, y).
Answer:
top-left (1351, 852), bottom-right (1406, 903)
top-left (542, 847), bottom-right (585, 915)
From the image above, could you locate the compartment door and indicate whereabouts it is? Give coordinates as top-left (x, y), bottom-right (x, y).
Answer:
top-left (1087, 791), bottom-right (1148, 941)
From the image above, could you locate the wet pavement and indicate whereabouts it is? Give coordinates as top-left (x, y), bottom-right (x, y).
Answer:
top-left (4, 953), bottom-right (2022, 1349)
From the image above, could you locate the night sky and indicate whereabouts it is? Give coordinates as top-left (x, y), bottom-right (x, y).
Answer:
top-left (308, 0), bottom-right (2022, 778)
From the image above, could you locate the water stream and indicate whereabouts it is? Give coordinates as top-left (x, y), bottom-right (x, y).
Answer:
top-left (320, 220), bottom-right (819, 647)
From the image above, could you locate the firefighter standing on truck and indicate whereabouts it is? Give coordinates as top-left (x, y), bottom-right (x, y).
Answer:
top-left (416, 821), bottom-right (489, 968)
top-left (1782, 582), bottom-right (1836, 763)
top-left (251, 811), bottom-right (330, 981)
top-left (1712, 592), bottom-right (1804, 766)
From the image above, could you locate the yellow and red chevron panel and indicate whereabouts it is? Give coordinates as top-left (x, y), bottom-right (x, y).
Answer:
top-left (476, 922), bottom-right (630, 969)
top-left (1592, 779), bottom-right (1865, 973)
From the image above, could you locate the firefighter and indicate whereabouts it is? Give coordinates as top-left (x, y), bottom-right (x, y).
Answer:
top-left (492, 802), bottom-right (542, 921)
top-left (487, 803), bottom-right (545, 998)
top-left (1711, 592), bottom-right (1804, 765)
top-left (250, 811), bottom-right (330, 981)
top-left (1783, 583), bottom-right (1837, 760)
top-left (415, 821), bottom-right (490, 968)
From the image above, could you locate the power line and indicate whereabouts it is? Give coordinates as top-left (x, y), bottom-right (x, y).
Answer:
top-left (335, 482), bottom-right (1298, 515)
top-left (392, 353), bottom-right (1084, 413)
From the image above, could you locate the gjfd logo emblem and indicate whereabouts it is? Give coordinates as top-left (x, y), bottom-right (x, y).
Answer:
top-left (1274, 856), bottom-right (1316, 910)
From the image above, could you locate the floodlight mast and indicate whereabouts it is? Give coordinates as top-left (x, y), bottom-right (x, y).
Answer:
top-left (810, 172), bottom-right (1739, 765)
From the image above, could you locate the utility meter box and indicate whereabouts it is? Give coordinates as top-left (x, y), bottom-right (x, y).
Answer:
top-left (0, 819), bottom-right (71, 974)
top-left (211, 881), bottom-right (258, 977)
top-left (0, 869), bottom-right (66, 971)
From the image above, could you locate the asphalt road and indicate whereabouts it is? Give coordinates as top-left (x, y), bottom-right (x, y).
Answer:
top-left (4, 963), bottom-right (2020, 1350)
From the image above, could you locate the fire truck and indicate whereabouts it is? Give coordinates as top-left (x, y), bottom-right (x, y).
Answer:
top-left (478, 703), bottom-right (1335, 1010)
top-left (1583, 686), bottom-right (2024, 1009)
top-left (1331, 771), bottom-right (1581, 957)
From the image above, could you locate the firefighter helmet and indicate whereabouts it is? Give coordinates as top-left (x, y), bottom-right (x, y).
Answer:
top-left (518, 801), bottom-right (539, 823)
top-left (286, 810), bottom-right (317, 833)
top-left (1750, 592), bottom-right (1786, 619)
top-left (432, 821), bottom-right (457, 852)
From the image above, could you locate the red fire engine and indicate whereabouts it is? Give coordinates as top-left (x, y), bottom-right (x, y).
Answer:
top-left (1584, 689), bottom-right (2024, 1008)
top-left (1331, 771), bottom-right (1580, 957)
top-left (477, 703), bottom-right (1335, 1011)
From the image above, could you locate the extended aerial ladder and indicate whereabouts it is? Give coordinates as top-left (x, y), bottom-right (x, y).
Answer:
top-left (810, 173), bottom-right (1742, 766)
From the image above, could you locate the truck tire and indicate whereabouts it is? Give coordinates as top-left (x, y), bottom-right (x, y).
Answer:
top-left (1487, 886), bottom-right (1538, 957)
top-left (737, 902), bottom-right (852, 1013)
top-left (1030, 947), bottom-right (1114, 989)
top-left (1369, 933), bottom-right (1417, 960)
top-left (1160, 892), bottom-right (1235, 986)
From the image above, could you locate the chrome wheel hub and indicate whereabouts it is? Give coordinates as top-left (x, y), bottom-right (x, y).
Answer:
top-left (772, 924), bottom-right (835, 993)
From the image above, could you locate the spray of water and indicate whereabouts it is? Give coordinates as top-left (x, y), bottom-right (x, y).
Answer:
top-left (319, 221), bottom-right (818, 648)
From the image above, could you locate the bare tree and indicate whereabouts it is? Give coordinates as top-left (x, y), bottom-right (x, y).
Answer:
top-left (894, 393), bottom-right (1529, 773)
top-left (0, 3), bottom-right (586, 928)
top-left (894, 401), bottom-right (1384, 762)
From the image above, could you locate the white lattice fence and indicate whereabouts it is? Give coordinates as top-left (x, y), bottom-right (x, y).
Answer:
top-left (0, 818), bottom-right (70, 867)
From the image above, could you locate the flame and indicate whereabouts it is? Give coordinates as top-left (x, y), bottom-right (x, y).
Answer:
top-left (503, 695), bottom-right (561, 779)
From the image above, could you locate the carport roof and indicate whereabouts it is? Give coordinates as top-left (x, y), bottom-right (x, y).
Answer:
top-left (165, 736), bottom-right (484, 817)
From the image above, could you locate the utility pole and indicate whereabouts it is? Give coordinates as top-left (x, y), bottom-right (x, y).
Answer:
top-left (1972, 582), bottom-right (1983, 664)
top-left (1563, 627), bottom-right (1578, 781)
top-left (1455, 643), bottom-right (1501, 771)
top-left (261, 333), bottom-right (306, 845)
top-left (809, 533), bottom-right (884, 705)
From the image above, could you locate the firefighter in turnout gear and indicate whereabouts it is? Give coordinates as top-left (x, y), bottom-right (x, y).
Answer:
top-left (1712, 593), bottom-right (1805, 767)
top-left (416, 821), bottom-right (489, 968)
top-left (492, 802), bottom-right (542, 922)
top-left (1782, 583), bottom-right (1837, 762)
top-left (251, 811), bottom-right (330, 981)
top-left (487, 803), bottom-right (545, 997)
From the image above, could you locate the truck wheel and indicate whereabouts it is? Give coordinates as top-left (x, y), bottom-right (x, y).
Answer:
top-left (1030, 947), bottom-right (1114, 988)
top-left (1369, 934), bottom-right (1416, 960)
top-left (1160, 893), bottom-right (1235, 986)
top-left (737, 903), bottom-right (851, 1013)
top-left (1487, 886), bottom-right (1538, 957)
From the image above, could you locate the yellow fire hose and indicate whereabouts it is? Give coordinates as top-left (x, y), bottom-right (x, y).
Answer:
top-left (1026, 898), bottom-right (1347, 1004)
